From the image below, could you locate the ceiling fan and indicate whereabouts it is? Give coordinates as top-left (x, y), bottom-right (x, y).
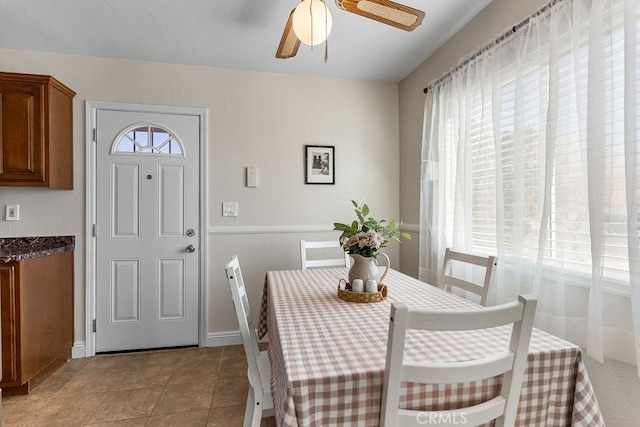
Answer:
top-left (276, 0), bottom-right (425, 59)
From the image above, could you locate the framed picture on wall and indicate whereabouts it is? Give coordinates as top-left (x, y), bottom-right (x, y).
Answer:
top-left (305, 145), bottom-right (335, 185)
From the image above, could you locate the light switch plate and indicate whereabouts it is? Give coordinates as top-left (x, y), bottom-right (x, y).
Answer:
top-left (5, 204), bottom-right (19, 221)
top-left (246, 166), bottom-right (258, 188)
top-left (222, 202), bottom-right (238, 217)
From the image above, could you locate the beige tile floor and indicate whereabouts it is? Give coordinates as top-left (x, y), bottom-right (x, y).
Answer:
top-left (1, 345), bottom-right (276, 427)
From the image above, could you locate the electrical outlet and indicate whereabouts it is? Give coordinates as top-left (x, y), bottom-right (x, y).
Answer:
top-left (5, 204), bottom-right (19, 221)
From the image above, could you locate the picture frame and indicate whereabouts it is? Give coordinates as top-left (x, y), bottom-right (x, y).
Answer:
top-left (304, 145), bottom-right (335, 185)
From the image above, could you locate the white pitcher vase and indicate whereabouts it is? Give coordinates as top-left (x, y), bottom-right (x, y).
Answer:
top-left (348, 253), bottom-right (390, 285)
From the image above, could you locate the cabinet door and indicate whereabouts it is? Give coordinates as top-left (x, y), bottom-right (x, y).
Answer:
top-left (0, 81), bottom-right (45, 184)
top-left (0, 263), bottom-right (19, 384)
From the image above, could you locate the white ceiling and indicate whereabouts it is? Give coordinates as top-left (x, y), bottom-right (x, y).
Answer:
top-left (0, 0), bottom-right (493, 82)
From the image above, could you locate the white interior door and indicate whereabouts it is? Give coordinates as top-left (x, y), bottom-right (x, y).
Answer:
top-left (95, 109), bottom-right (200, 352)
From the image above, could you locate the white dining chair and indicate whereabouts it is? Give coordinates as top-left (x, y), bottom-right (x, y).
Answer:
top-left (225, 255), bottom-right (274, 427)
top-left (300, 240), bottom-right (351, 270)
top-left (439, 248), bottom-right (497, 306)
top-left (380, 295), bottom-right (537, 427)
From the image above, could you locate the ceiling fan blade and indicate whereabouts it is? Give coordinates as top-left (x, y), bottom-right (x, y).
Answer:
top-left (276, 8), bottom-right (301, 59)
top-left (335, 0), bottom-right (424, 31)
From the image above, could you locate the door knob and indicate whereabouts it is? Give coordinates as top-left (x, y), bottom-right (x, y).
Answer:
top-left (186, 245), bottom-right (196, 253)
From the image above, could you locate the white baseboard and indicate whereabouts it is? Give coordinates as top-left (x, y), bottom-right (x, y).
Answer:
top-left (204, 331), bottom-right (242, 347)
top-left (71, 332), bottom-right (242, 358)
top-left (72, 341), bottom-right (87, 359)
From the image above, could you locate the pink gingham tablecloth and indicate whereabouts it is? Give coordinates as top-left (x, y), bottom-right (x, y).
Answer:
top-left (258, 268), bottom-right (604, 427)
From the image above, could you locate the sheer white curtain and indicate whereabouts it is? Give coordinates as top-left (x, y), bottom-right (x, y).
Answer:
top-left (420, 0), bottom-right (640, 372)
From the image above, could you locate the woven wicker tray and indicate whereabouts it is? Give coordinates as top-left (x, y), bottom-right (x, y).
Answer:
top-left (337, 280), bottom-right (388, 303)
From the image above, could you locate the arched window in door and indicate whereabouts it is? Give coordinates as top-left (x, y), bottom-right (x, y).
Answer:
top-left (113, 124), bottom-right (184, 155)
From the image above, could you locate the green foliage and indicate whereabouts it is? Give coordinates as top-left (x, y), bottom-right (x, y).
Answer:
top-left (333, 200), bottom-right (411, 254)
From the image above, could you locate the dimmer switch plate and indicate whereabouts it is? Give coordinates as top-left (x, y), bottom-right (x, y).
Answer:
top-left (246, 166), bottom-right (258, 188)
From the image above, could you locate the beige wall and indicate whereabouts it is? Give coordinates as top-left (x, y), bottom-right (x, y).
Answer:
top-left (0, 49), bottom-right (400, 351)
top-left (397, 0), bottom-right (549, 277)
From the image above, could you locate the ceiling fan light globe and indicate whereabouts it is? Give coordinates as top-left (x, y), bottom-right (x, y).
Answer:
top-left (292, 0), bottom-right (333, 46)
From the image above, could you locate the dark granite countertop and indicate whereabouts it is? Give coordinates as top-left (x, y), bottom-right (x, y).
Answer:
top-left (0, 236), bottom-right (75, 263)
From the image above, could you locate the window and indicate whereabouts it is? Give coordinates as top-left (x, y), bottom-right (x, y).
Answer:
top-left (434, 1), bottom-right (639, 286)
top-left (114, 125), bottom-right (183, 155)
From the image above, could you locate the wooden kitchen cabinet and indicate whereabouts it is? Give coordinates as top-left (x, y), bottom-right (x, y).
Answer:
top-left (0, 72), bottom-right (75, 189)
top-left (0, 251), bottom-right (74, 394)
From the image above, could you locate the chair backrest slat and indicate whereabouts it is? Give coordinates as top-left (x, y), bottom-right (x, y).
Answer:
top-left (407, 299), bottom-right (524, 331)
top-left (300, 240), bottom-right (351, 270)
top-left (396, 397), bottom-right (506, 427)
top-left (402, 351), bottom-right (514, 384)
top-left (442, 274), bottom-right (485, 295)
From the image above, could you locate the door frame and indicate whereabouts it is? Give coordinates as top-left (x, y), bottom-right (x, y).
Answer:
top-left (84, 101), bottom-right (208, 357)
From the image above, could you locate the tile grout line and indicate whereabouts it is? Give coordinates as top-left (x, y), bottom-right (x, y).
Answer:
top-left (145, 348), bottom-right (183, 423)
top-left (82, 356), bottom-right (109, 426)
top-left (204, 346), bottom-right (226, 423)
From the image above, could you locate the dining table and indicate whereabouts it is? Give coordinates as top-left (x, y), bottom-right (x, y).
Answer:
top-left (257, 267), bottom-right (605, 427)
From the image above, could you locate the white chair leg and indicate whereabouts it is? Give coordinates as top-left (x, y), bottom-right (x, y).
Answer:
top-left (244, 388), bottom-right (260, 427)
top-left (250, 402), bottom-right (263, 427)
